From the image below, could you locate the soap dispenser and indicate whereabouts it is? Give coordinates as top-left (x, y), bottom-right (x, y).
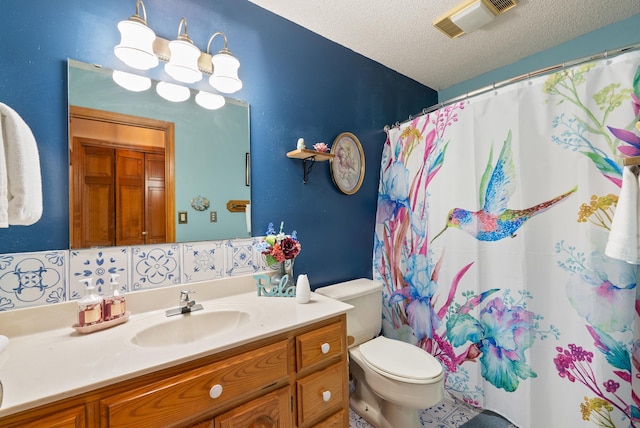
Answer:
top-left (77, 278), bottom-right (103, 327)
top-left (103, 274), bottom-right (126, 321)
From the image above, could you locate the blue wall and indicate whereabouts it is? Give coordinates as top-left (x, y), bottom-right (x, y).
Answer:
top-left (439, 13), bottom-right (640, 102)
top-left (0, 0), bottom-right (436, 287)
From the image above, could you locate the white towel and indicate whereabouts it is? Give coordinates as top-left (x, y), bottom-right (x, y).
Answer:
top-left (0, 103), bottom-right (42, 227)
top-left (605, 165), bottom-right (640, 263)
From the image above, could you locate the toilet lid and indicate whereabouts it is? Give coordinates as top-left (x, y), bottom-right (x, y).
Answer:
top-left (359, 336), bottom-right (443, 381)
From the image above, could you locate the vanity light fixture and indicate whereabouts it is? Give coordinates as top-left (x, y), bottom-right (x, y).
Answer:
top-left (207, 32), bottom-right (243, 94)
top-left (164, 18), bottom-right (203, 84)
top-left (114, 1), bottom-right (243, 95)
top-left (195, 91), bottom-right (226, 110)
top-left (156, 81), bottom-right (190, 102)
top-left (114, 0), bottom-right (159, 70)
top-left (112, 70), bottom-right (152, 92)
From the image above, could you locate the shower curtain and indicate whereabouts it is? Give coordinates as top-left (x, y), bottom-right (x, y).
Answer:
top-left (373, 50), bottom-right (640, 427)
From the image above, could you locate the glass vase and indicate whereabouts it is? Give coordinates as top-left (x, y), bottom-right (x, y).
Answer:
top-left (270, 259), bottom-right (295, 295)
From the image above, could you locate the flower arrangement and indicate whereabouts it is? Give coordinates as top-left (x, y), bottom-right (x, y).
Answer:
top-left (259, 222), bottom-right (301, 266)
top-left (313, 142), bottom-right (330, 153)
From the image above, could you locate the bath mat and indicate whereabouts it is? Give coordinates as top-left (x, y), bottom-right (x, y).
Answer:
top-left (459, 410), bottom-right (514, 428)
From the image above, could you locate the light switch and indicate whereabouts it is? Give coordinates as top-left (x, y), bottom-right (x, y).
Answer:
top-left (179, 211), bottom-right (188, 224)
top-left (210, 211), bottom-right (217, 222)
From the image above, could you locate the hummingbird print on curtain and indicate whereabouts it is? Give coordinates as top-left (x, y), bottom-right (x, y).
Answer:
top-left (431, 130), bottom-right (578, 242)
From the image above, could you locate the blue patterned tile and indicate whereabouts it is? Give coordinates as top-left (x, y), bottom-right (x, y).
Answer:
top-left (224, 238), bottom-right (262, 276)
top-left (0, 250), bottom-right (66, 311)
top-left (440, 405), bottom-right (479, 426)
top-left (421, 397), bottom-right (460, 421)
top-left (131, 243), bottom-right (180, 290)
top-left (69, 247), bottom-right (128, 299)
top-left (349, 408), bottom-right (372, 427)
top-left (182, 241), bottom-right (225, 283)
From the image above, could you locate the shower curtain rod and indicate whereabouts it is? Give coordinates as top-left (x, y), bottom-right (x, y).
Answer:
top-left (384, 42), bottom-right (640, 132)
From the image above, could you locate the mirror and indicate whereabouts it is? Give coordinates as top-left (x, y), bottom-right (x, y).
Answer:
top-left (68, 59), bottom-right (250, 248)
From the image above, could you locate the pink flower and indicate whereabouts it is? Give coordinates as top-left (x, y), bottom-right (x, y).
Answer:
top-left (313, 142), bottom-right (329, 153)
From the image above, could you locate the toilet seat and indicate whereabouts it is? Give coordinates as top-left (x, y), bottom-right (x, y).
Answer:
top-left (357, 336), bottom-right (443, 384)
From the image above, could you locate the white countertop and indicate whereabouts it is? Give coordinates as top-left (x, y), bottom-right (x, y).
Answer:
top-left (0, 284), bottom-right (352, 418)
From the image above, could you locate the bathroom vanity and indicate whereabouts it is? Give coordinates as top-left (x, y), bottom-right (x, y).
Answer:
top-left (0, 281), bottom-right (352, 427)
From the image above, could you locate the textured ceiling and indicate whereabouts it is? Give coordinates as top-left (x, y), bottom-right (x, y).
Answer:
top-left (248, 0), bottom-right (640, 90)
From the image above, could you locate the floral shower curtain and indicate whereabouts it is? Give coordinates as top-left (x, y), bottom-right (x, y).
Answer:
top-left (373, 50), bottom-right (640, 427)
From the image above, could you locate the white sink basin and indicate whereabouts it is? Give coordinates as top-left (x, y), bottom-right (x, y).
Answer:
top-left (132, 309), bottom-right (250, 348)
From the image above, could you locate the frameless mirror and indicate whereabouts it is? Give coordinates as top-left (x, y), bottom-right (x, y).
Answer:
top-left (68, 59), bottom-right (250, 248)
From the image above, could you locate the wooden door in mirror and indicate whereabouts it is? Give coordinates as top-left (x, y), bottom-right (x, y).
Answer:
top-left (69, 106), bottom-right (175, 249)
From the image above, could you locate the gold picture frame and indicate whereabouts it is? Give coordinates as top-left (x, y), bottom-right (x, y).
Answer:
top-left (330, 132), bottom-right (365, 195)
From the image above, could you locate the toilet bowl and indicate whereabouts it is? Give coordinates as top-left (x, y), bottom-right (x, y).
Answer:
top-left (316, 279), bottom-right (445, 428)
top-left (349, 336), bottom-right (444, 428)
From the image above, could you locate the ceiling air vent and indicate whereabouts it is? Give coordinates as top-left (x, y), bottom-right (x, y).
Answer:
top-left (433, 0), bottom-right (517, 39)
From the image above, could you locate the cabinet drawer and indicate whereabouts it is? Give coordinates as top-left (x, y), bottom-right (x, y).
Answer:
top-left (297, 362), bottom-right (345, 427)
top-left (296, 321), bottom-right (343, 371)
top-left (311, 409), bottom-right (346, 427)
top-left (101, 340), bottom-right (289, 428)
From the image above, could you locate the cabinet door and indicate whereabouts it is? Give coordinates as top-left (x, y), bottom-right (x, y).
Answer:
top-left (214, 386), bottom-right (292, 428)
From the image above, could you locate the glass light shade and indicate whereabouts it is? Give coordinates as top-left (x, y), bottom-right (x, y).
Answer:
top-left (114, 20), bottom-right (159, 70)
top-left (156, 81), bottom-right (190, 102)
top-left (165, 39), bottom-right (202, 83)
top-left (209, 52), bottom-right (242, 93)
top-left (195, 91), bottom-right (226, 110)
top-left (112, 70), bottom-right (151, 92)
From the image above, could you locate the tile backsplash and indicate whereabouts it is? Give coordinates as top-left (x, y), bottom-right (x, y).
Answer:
top-left (0, 237), bottom-right (268, 312)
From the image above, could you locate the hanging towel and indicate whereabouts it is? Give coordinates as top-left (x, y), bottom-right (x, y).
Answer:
top-left (0, 103), bottom-right (42, 227)
top-left (605, 165), bottom-right (640, 264)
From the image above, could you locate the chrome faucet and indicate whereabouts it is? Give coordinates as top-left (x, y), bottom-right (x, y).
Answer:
top-left (166, 289), bottom-right (204, 316)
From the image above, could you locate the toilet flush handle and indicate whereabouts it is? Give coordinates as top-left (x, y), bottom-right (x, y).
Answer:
top-left (321, 342), bottom-right (330, 354)
top-left (322, 390), bottom-right (331, 402)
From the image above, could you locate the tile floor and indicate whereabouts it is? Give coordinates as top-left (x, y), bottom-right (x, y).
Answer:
top-left (349, 395), bottom-right (481, 427)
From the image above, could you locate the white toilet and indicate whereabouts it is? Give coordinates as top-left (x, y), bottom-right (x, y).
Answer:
top-left (316, 278), bottom-right (444, 428)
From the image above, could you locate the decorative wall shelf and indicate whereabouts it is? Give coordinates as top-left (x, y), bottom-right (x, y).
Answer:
top-left (287, 149), bottom-right (335, 184)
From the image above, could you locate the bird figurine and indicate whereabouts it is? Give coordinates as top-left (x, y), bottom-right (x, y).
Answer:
top-left (431, 130), bottom-right (577, 242)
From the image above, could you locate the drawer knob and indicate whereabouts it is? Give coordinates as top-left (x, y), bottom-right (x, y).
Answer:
top-left (322, 390), bottom-right (332, 402)
top-left (321, 342), bottom-right (330, 354)
top-left (209, 384), bottom-right (223, 399)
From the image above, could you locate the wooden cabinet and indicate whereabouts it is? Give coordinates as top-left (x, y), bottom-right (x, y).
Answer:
top-left (0, 315), bottom-right (348, 428)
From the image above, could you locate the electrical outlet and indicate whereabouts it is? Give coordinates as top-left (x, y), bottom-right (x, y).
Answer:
top-left (210, 211), bottom-right (217, 222)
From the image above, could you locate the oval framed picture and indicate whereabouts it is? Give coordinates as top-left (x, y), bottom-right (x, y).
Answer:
top-left (330, 132), bottom-right (365, 195)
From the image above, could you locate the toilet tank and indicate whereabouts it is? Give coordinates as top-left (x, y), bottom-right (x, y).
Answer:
top-left (315, 278), bottom-right (383, 347)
